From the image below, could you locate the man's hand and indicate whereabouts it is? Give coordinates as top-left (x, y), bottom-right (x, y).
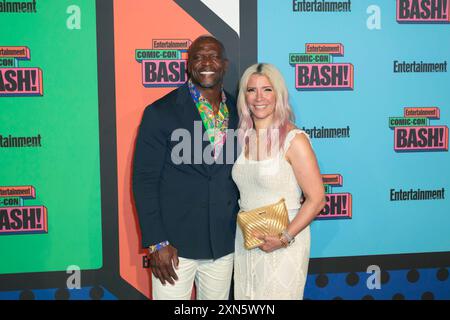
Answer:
top-left (149, 245), bottom-right (179, 285)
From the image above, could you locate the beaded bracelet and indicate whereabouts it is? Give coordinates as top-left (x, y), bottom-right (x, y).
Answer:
top-left (148, 240), bottom-right (170, 254)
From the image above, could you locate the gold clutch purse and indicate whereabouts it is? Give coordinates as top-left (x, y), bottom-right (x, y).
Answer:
top-left (237, 198), bottom-right (289, 250)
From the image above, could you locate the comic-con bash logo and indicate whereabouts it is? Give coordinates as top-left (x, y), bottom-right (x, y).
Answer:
top-left (0, 186), bottom-right (48, 235)
top-left (389, 107), bottom-right (448, 152)
top-left (316, 174), bottom-right (352, 220)
top-left (0, 46), bottom-right (43, 97)
top-left (290, 43), bottom-right (354, 90)
top-left (136, 39), bottom-right (190, 88)
top-left (397, 0), bottom-right (450, 23)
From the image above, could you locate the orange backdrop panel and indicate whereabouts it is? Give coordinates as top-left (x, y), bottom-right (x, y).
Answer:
top-left (113, 0), bottom-right (208, 298)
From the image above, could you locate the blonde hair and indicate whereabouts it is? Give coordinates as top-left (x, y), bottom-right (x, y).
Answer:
top-left (237, 63), bottom-right (295, 151)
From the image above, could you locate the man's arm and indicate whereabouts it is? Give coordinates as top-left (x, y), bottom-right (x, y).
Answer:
top-left (132, 105), bottom-right (169, 248)
top-left (132, 105), bottom-right (180, 286)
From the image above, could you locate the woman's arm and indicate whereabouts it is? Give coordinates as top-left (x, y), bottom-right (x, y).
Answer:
top-left (284, 132), bottom-right (326, 238)
top-left (257, 132), bottom-right (325, 252)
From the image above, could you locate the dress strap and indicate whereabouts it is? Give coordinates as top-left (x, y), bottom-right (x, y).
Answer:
top-left (283, 129), bottom-right (312, 154)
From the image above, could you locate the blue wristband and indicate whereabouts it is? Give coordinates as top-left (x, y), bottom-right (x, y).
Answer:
top-left (148, 240), bottom-right (170, 254)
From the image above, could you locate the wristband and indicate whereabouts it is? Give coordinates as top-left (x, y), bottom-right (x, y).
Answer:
top-left (148, 240), bottom-right (170, 254)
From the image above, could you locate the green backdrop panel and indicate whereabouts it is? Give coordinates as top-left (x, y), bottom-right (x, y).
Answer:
top-left (0, 0), bottom-right (102, 274)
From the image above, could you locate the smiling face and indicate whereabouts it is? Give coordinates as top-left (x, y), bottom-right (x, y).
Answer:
top-left (245, 74), bottom-right (277, 122)
top-left (188, 37), bottom-right (228, 90)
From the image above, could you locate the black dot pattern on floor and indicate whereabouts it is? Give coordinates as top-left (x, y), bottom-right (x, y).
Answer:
top-left (304, 267), bottom-right (449, 300)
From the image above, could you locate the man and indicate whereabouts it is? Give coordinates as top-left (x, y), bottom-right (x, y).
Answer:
top-left (133, 35), bottom-right (239, 300)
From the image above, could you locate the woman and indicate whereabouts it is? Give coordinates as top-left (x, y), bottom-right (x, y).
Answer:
top-left (232, 63), bottom-right (326, 300)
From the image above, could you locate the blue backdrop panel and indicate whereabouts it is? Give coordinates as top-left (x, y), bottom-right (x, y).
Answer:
top-left (258, 0), bottom-right (450, 258)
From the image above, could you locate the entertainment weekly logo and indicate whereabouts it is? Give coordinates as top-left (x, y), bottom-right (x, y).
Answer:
top-left (316, 174), bottom-right (352, 220)
top-left (136, 39), bottom-right (190, 87)
top-left (389, 107), bottom-right (448, 152)
top-left (0, 46), bottom-right (43, 96)
top-left (290, 43), bottom-right (354, 90)
top-left (0, 185), bottom-right (48, 235)
top-left (397, 0), bottom-right (450, 23)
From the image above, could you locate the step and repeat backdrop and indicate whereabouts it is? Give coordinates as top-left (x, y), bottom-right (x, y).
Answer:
top-left (1, 0), bottom-right (449, 300)
top-left (0, 1), bottom-right (102, 276)
top-left (257, 0), bottom-right (450, 258)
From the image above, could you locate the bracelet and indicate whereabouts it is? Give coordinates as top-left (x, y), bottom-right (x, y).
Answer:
top-left (278, 230), bottom-right (295, 247)
top-left (148, 240), bottom-right (170, 254)
top-left (281, 230), bottom-right (294, 243)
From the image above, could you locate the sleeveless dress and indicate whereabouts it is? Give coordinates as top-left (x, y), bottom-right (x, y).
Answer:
top-left (231, 129), bottom-right (312, 300)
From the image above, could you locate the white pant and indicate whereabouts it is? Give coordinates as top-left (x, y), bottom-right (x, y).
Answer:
top-left (152, 253), bottom-right (234, 300)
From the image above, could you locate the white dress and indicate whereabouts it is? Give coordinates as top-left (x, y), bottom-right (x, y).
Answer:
top-left (231, 129), bottom-right (312, 300)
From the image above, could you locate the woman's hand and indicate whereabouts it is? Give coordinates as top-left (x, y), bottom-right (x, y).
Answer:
top-left (255, 233), bottom-right (285, 253)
